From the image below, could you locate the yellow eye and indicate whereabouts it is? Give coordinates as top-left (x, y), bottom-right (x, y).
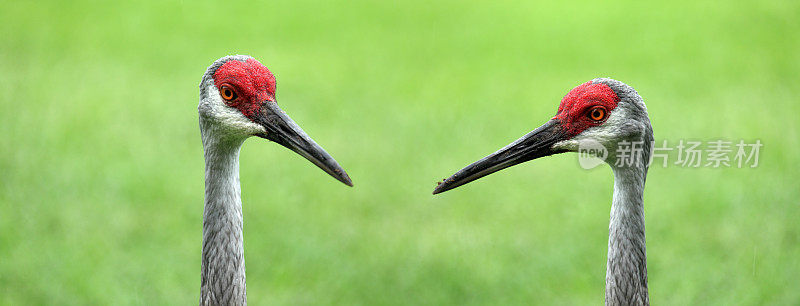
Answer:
top-left (589, 106), bottom-right (606, 122)
top-left (220, 85), bottom-right (237, 101)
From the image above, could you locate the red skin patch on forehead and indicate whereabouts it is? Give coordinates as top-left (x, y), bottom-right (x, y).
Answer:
top-left (553, 81), bottom-right (620, 137)
top-left (213, 58), bottom-right (276, 118)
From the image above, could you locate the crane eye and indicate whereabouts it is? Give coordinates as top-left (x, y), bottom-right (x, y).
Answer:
top-left (219, 85), bottom-right (237, 101)
top-left (588, 106), bottom-right (607, 122)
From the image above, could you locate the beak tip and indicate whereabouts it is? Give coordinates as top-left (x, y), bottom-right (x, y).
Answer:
top-left (432, 179), bottom-right (450, 195)
top-left (338, 173), bottom-right (354, 187)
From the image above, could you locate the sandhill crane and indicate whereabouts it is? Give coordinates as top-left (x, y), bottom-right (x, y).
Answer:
top-left (433, 78), bottom-right (653, 305)
top-left (198, 55), bottom-right (352, 305)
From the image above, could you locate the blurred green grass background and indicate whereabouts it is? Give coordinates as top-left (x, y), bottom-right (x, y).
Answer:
top-left (1, 0), bottom-right (798, 304)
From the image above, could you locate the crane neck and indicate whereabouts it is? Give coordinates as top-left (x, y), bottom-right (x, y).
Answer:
top-left (605, 155), bottom-right (650, 305)
top-left (199, 118), bottom-right (247, 305)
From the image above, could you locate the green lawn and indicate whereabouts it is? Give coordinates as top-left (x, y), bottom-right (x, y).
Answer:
top-left (1, 0), bottom-right (798, 304)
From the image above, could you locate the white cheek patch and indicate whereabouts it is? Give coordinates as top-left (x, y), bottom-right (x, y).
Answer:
top-left (200, 84), bottom-right (265, 136)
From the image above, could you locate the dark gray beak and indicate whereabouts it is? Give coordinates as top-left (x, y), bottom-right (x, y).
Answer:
top-left (255, 100), bottom-right (353, 187)
top-left (432, 119), bottom-right (567, 194)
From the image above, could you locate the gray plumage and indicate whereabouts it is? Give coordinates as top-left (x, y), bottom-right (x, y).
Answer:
top-left (199, 119), bottom-right (247, 305)
top-left (432, 78), bottom-right (653, 305)
top-left (592, 78), bottom-right (653, 305)
top-left (198, 57), bottom-right (250, 305)
top-left (197, 55), bottom-right (352, 305)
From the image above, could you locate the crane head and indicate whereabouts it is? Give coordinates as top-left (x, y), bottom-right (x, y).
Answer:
top-left (199, 55), bottom-right (352, 187)
top-left (432, 78), bottom-right (652, 194)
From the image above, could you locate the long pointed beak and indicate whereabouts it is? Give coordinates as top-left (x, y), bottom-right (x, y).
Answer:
top-left (254, 100), bottom-right (353, 187)
top-left (432, 119), bottom-right (567, 195)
